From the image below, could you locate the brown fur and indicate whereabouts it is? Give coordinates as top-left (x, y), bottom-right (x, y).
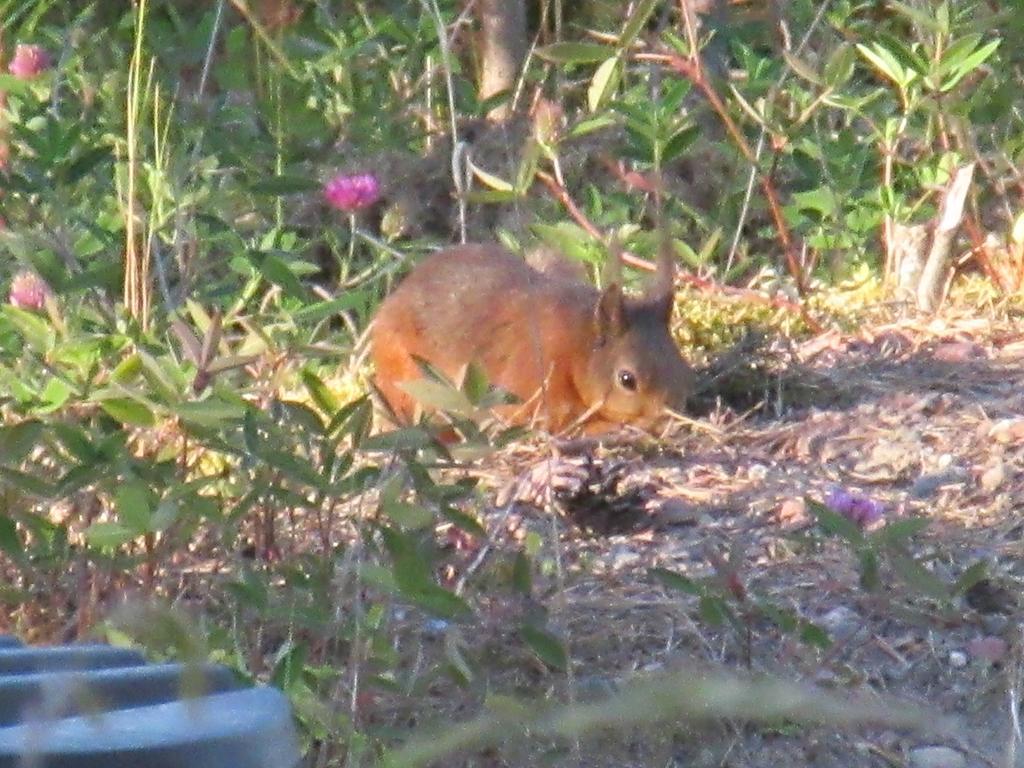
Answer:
top-left (370, 243), bottom-right (693, 434)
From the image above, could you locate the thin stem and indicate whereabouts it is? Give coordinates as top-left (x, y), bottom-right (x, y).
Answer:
top-left (418, 0), bottom-right (467, 242)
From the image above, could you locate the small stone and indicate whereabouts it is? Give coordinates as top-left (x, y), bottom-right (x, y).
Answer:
top-left (989, 418), bottom-right (1024, 445)
top-left (947, 650), bottom-right (967, 668)
top-left (910, 473), bottom-right (949, 499)
top-left (657, 498), bottom-right (700, 525)
top-left (979, 461), bottom-right (1005, 492)
top-left (775, 497), bottom-right (807, 525)
top-left (818, 606), bottom-right (860, 640)
top-left (748, 463), bottom-right (768, 481)
top-left (812, 668), bottom-right (838, 686)
top-left (908, 745), bottom-right (966, 768)
top-left (422, 618), bottom-right (450, 637)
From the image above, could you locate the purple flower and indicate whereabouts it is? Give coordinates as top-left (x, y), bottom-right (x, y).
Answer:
top-left (8, 44), bottom-right (51, 79)
top-left (8, 271), bottom-right (50, 311)
top-left (323, 172), bottom-right (381, 212)
top-left (825, 486), bottom-right (885, 528)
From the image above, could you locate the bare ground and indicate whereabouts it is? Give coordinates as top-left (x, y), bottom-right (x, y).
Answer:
top-left (434, 313), bottom-right (1024, 768)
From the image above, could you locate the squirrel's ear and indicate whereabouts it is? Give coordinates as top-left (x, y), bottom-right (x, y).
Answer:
top-left (594, 283), bottom-right (626, 342)
top-left (647, 290), bottom-right (674, 325)
top-left (646, 233), bottom-right (675, 308)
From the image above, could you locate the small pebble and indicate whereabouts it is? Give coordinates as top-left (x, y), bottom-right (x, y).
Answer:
top-left (989, 418), bottom-right (1024, 444)
top-left (748, 463), bottom-right (768, 481)
top-left (658, 498), bottom-right (700, 525)
top-left (910, 468), bottom-right (967, 499)
top-left (818, 606), bottom-right (860, 640)
top-left (908, 745), bottom-right (966, 768)
top-left (947, 650), bottom-right (967, 668)
top-left (775, 497), bottom-right (807, 525)
top-left (422, 618), bottom-right (450, 637)
top-left (979, 461), bottom-right (1005, 492)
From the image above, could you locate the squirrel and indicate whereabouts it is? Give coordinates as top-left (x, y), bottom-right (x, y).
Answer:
top-left (370, 241), bottom-right (693, 434)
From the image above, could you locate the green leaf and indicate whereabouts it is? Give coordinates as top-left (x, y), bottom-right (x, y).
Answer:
top-left (173, 399), bottom-right (246, 427)
top-left (0, 516), bottom-right (21, 557)
top-left (512, 550), bottom-right (532, 595)
top-left (99, 398), bottom-right (156, 427)
top-left (941, 38), bottom-right (999, 92)
top-left (1, 306), bottom-right (55, 354)
top-left (37, 377), bottom-right (72, 413)
top-left (137, 352), bottom-right (183, 402)
top-left (783, 50), bottom-right (821, 85)
top-left (0, 73), bottom-right (34, 95)
top-left (64, 145), bottom-right (112, 184)
top-left (588, 57), bottom-right (622, 112)
top-left (799, 622), bottom-right (832, 649)
top-left (650, 567), bottom-right (702, 595)
top-left (151, 499), bottom-right (181, 532)
top-left (856, 42), bottom-right (911, 88)
top-left (398, 378), bottom-right (475, 418)
top-left (291, 292), bottom-right (369, 322)
top-left (535, 42), bottom-right (611, 65)
top-left (461, 362), bottom-right (491, 405)
top-left (465, 190), bottom-right (520, 205)
top-left (258, 448), bottom-right (327, 490)
top-left (380, 499), bottom-right (433, 530)
top-left (469, 162), bottom-right (514, 192)
top-left (258, 254), bottom-right (307, 298)
top-left (662, 125), bottom-right (699, 165)
top-left (872, 517), bottom-right (928, 546)
top-left (515, 139), bottom-right (542, 194)
top-left (824, 43), bottom-right (856, 88)
top-left (806, 500), bottom-right (864, 544)
top-left (519, 624), bottom-right (567, 670)
top-left (936, 34), bottom-right (984, 77)
top-left (569, 114), bottom-right (617, 138)
top-left (327, 397), bottom-right (372, 443)
top-left (115, 481), bottom-right (152, 533)
top-left (84, 521), bottom-right (137, 549)
top-left (952, 561), bottom-right (988, 596)
top-left (300, 369), bottom-right (339, 417)
top-left (791, 187), bottom-right (838, 218)
top-left (698, 595), bottom-right (730, 626)
top-left (110, 354), bottom-right (143, 384)
top-left (858, 549), bottom-right (880, 591)
top-left (439, 505), bottom-right (485, 539)
top-left (888, 551), bottom-right (950, 600)
top-left (402, 581), bottom-right (472, 620)
top-left (618, 0), bottom-right (660, 50)
top-left (530, 222), bottom-right (601, 264)
top-left (0, 420), bottom-right (43, 465)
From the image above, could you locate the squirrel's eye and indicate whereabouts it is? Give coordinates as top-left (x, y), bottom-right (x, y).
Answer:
top-left (617, 369), bottom-right (638, 391)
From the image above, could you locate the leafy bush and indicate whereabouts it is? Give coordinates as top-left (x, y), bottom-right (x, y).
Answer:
top-left (0, 0), bottom-right (1015, 763)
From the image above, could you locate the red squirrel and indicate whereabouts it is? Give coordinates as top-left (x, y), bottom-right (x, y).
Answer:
top-left (370, 241), bottom-right (693, 433)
